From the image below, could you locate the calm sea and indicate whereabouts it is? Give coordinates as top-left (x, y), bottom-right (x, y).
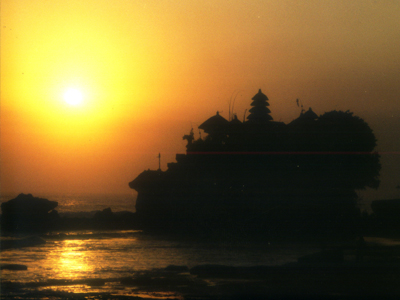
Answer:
top-left (1, 193), bottom-right (319, 298)
top-left (1, 230), bottom-right (320, 297)
top-left (0, 193), bottom-right (137, 217)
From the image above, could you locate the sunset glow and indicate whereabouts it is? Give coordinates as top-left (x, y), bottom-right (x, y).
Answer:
top-left (63, 88), bottom-right (83, 106)
top-left (1, 0), bottom-right (399, 201)
top-left (2, 2), bottom-right (400, 298)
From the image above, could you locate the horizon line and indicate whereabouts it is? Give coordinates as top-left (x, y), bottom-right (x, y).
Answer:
top-left (186, 151), bottom-right (397, 155)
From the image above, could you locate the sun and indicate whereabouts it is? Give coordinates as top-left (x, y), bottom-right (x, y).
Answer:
top-left (63, 88), bottom-right (83, 106)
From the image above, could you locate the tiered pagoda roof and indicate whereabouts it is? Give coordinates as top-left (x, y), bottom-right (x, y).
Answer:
top-left (246, 89), bottom-right (273, 123)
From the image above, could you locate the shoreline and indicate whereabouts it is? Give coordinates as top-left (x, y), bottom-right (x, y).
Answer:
top-left (3, 259), bottom-right (400, 299)
top-left (2, 236), bottom-right (400, 299)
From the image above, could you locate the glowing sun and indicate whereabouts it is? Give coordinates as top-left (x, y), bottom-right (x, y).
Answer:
top-left (63, 88), bottom-right (83, 106)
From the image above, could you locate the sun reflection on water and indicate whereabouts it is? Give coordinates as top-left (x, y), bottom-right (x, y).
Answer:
top-left (50, 239), bottom-right (94, 280)
top-left (0, 231), bottom-right (324, 298)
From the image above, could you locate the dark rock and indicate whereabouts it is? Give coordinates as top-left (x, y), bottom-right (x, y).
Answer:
top-left (1, 193), bottom-right (58, 214)
top-left (120, 274), bottom-right (193, 287)
top-left (164, 265), bottom-right (189, 272)
top-left (298, 248), bottom-right (344, 264)
top-left (0, 264), bottom-right (28, 270)
top-left (94, 207), bottom-right (114, 222)
top-left (1, 236), bottom-right (46, 250)
top-left (1, 194), bottom-right (59, 232)
top-left (190, 264), bottom-right (238, 278)
top-left (85, 278), bottom-right (106, 286)
top-left (190, 264), bottom-right (275, 279)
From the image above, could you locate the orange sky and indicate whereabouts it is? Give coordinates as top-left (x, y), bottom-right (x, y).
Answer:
top-left (1, 0), bottom-right (400, 204)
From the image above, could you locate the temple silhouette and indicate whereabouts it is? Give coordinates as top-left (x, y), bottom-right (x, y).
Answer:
top-left (129, 89), bottom-right (380, 238)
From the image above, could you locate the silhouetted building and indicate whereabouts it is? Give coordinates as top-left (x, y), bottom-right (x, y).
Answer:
top-left (246, 89), bottom-right (273, 123)
top-left (198, 111), bottom-right (229, 143)
top-left (129, 89), bottom-right (380, 237)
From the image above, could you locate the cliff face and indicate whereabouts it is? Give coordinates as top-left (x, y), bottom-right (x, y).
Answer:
top-left (129, 92), bottom-right (380, 236)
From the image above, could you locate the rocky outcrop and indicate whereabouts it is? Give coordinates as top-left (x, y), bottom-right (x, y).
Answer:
top-left (0, 264), bottom-right (28, 271)
top-left (1, 193), bottom-right (59, 233)
top-left (92, 207), bottom-right (137, 229)
top-left (1, 236), bottom-right (46, 250)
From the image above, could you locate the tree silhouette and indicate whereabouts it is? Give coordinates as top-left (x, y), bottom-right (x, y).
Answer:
top-left (279, 110), bottom-right (381, 237)
top-left (314, 110), bottom-right (380, 190)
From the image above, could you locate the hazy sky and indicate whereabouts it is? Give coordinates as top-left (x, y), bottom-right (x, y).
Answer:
top-left (1, 0), bottom-right (399, 204)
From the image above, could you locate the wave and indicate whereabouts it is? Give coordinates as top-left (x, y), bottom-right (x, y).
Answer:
top-left (44, 229), bottom-right (141, 240)
top-left (58, 210), bottom-right (135, 219)
top-left (0, 193), bottom-right (137, 215)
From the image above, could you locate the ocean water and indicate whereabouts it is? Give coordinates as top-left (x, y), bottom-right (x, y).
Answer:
top-left (0, 193), bottom-right (137, 217)
top-left (1, 193), bottom-right (320, 298)
top-left (1, 230), bottom-right (320, 297)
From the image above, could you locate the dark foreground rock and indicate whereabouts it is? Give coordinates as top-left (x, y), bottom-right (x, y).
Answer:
top-left (57, 208), bottom-right (137, 231)
top-left (0, 264), bottom-right (28, 271)
top-left (1, 194), bottom-right (138, 233)
top-left (1, 194), bottom-right (59, 232)
top-left (1, 236), bottom-right (46, 250)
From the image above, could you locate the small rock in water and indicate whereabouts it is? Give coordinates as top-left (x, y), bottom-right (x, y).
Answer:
top-left (1, 264), bottom-right (28, 271)
top-left (164, 265), bottom-right (189, 272)
top-left (1, 236), bottom-right (46, 250)
top-left (86, 278), bottom-right (106, 286)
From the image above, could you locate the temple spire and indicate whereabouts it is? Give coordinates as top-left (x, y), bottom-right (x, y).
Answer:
top-left (246, 89), bottom-right (273, 123)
